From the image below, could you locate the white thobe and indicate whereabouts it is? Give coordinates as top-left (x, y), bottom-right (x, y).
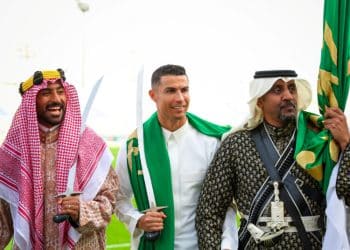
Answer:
top-left (323, 160), bottom-right (350, 250)
top-left (116, 121), bottom-right (238, 250)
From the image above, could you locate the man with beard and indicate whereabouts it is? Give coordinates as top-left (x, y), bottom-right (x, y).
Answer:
top-left (0, 69), bottom-right (119, 249)
top-left (196, 70), bottom-right (350, 249)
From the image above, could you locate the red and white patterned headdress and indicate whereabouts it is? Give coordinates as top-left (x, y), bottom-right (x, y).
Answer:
top-left (0, 69), bottom-right (106, 249)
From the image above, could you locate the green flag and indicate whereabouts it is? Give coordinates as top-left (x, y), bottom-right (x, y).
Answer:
top-left (295, 0), bottom-right (350, 192)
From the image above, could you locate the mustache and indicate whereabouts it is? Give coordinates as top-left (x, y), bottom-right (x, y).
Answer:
top-left (280, 100), bottom-right (296, 109)
top-left (46, 102), bottom-right (64, 110)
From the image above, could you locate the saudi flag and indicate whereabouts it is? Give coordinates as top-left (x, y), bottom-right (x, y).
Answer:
top-left (295, 0), bottom-right (350, 193)
top-left (295, 0), bottom-right (350, 248)
top-left (318, 0), bottom-right (350, 191)
top-left (321, 0), bottom-right (350, 248)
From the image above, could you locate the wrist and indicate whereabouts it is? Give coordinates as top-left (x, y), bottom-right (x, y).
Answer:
top-left (341, 141), bottom-right (350, 151)
top-left (136, 215), bottom-right (145, 229)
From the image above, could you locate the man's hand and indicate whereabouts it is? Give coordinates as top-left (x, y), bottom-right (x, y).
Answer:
top-left (57, 195), bottom-right (80, 222)
top-left (324, 107), bottom-right (350, 151)
top-left (137, 211), bottom-right (166, 232)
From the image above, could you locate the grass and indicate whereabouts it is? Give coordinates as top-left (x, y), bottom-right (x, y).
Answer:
top-left (6, 144), bottom-right (132, 249)
top-left (107, 144), bottom-right (131, 249)
top-left (106, 215), bottom-right (131, 249)
top-left (6, 219), bottom-right (130, 250)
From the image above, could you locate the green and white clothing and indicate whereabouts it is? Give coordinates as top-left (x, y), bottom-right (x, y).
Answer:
top-left (115, 113), bottom-right (236, 250)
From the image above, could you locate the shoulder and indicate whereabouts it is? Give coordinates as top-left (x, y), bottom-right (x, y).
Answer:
top-left (80, 127), bottom-right (106, 151)
top-left (82, 127), bottom-right (102, 140)
top-left (223, 129), bottom-right (251, 143)
top-left (189, 124), bottom-right (220, 143)
top-left (217, 129), bottom-right (253, 152)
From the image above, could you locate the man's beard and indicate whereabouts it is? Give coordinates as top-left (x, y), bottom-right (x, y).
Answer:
top-left (279, 101), bottom-right (297, 125)
top-left (279, 113), bottom-right (296, 124)
top-left (37, 102), bottom-right (66, 127)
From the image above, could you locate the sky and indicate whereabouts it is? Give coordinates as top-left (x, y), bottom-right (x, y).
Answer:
top-left (0, 0), bottom-right (324, 141)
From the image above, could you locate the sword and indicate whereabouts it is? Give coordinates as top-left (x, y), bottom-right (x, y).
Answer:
top-left (136, 66), bottom-right (167, 240)
top-left (53, 76), bottom-right (104, 224)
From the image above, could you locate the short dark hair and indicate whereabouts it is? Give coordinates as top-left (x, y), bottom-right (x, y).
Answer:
top-left (151, 64), bottom-right (187, 88)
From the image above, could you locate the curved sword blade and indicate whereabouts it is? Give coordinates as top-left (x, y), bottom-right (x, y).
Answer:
top-left (136, 66), bottom-right (156, 208)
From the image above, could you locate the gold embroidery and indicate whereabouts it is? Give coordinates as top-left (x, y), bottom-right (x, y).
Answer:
top-left (127, 129), bottom-right (139, 171)
top-left (329, 139), bottom-right (339, 162)
top-left (309, 114), bottom-right (320, 125)
top-left (137, 170), bottom-right (143, 175)
top-left (306, 165), bottom-right (323, 182)
top-left (324, 22), bottom-right (337, 65)
top-left (127, 140), bottom-right (139, 171)
top-left (318, 69), bottom-right (339, 107)
top-left (296, 150), bottom-right (316, 168)
top-left (133, 147), bottom-right (139, 155)
top-left (127, 140), bottom-right (133, 171)
top-left (128, 129), bottom-right (137, 140)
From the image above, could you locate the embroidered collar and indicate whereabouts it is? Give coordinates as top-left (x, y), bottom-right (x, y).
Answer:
top-left (38, 124), bottom-right (60, 143)
top-left (264, 121), bottom-right (296, 153)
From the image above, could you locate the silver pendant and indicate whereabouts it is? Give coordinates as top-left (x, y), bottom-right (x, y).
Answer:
top-left (267, 181), bottom-right (288, 231)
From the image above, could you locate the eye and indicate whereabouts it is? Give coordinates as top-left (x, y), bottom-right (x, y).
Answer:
top-left (39, 90), bottom-right (50, 97)
top-left (181, 87), bottom-right (189, 93)
top-left (165, 88), bottom-right (176, 94)
top-left (57, 88), bottom-right (65, 95)
top-left (288, 84), bottom-right (297, 93)
top-left (271, 86), bottom-right (282, 94)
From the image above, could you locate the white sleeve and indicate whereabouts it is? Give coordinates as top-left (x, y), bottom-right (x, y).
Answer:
top-left (323, 160), bottom-right (350, 250)
top-left (115, 140), bottom-right (144, 248)
top-left (221, 207), bottom-right (239, 250)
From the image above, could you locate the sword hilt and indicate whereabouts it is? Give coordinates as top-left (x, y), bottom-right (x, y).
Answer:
top-left (53, 214), bottom-right (70, 223)
top-left (53, 214), bottom-right (79, 228)
top-left (53, 192), bottom-right (82, 225)
top-left (144, 231), bottom-right (161, 241)
top-left (142, 205), bottom-right (167, 241)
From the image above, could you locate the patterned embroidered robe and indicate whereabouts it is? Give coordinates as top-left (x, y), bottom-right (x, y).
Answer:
top-left (196, 122), bottom-right (350, 249)
top-left (0, 127), bottom-right (119, 249)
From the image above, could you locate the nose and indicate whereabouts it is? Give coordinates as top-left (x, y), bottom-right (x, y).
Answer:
top-left (282, 89), bottom-right (294, 101)
top-left (51, 91), bottom-right (61, 102)
top-left (175, 90), bottom-right (185, 102)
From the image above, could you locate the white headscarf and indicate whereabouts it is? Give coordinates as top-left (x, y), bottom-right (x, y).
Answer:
top-left (224, 76), bottom-right (312, 137)
top-left (246, 76), bottom-right (312, 129)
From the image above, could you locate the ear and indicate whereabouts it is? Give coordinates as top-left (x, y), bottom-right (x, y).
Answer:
top-left (149, 89), bottom-right (156, 102)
